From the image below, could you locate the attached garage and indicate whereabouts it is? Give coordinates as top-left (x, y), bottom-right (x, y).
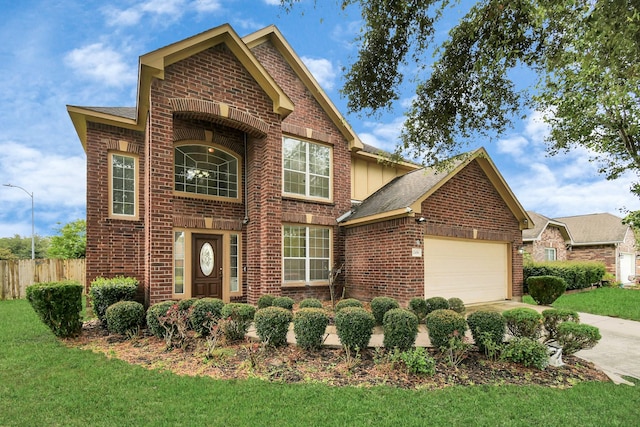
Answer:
top-left (424, 238), bottom-right (510, 304)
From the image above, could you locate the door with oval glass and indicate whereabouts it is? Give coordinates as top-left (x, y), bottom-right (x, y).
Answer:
top-left (192, 234), bottom-right (223, 298)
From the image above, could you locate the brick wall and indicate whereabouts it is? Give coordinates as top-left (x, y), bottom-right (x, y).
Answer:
top-left (528, 226), bottom-right (568, 261)
top-left (567, 245), bottom-right (616, 275)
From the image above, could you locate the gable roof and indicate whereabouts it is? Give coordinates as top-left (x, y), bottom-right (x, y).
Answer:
top-left (523, 211), bottom-right (573, 242)
top-left (68, 23), bottom-right (294, 150)
top-left (339, 147), bottom-right (532, 228)
top-left (554, 213), bottom-right (630, 245)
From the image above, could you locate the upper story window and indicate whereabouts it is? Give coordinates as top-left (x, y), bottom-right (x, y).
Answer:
top-left (283, 136), bottom-right (331, 200)
top-left (544, 247), bottom-right (557, 261)
top-left (174, 144), bottom-right (238, 199)
top-left (109, 152), bottom-right (138, 219)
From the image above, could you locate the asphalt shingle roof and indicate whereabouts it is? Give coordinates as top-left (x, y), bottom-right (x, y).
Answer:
top-left (78, 106), bottom-right (137, 120)
top-left (554, 213), bottom-right (628, 245)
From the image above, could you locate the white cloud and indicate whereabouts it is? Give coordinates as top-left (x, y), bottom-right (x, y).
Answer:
top-left (103, 7), bottom-right (143, 26)
top-left (301, 56), bottom-right (337, 90)
top-left (64, 43), bottom-right (136, 88)
top-left (193, 0), bottom-right (222, 13)
top-left (497, 135), bottom-right (529, 157)
top-left (359, 117), bottom-right (405, 153)
top-left (263, 0), bottom-right (282, 5)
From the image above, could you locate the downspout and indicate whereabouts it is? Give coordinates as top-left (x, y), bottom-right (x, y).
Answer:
top-left (242, 132), bottom-right (249, 225)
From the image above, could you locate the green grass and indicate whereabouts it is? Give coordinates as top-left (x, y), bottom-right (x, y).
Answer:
top-left (524, 287), bottom-right (640, 321)
top-left (2, 300), bottom-right (640, 426)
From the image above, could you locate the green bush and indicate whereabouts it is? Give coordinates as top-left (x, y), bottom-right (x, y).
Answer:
top-left (425, 297), bottom-right (449, 315)
top-left (391, 347), bottom-right (436, 375)
top-left (383, 308), bottom-right (418, 351)
top-left (425, 309), bottom-right (467, 349)
top-left (190, 298), bottom-right (225, 336)
top-left (257, 294), bottom-right (276, 309)
top-left (220, 303), bottom-right (256, 342)
top-left (294, 308), bottom-right (330, 350)
top-left (299, 298), bottom-right (323, 309)
top-left (26, 281), bottom-right (83, 338)
top-left (146, 301), bottom-right (176, 338)
top-left (89, 276), bottom-right (138, 322)
top-left (542, 308), bottom-right (579, 342)
top-left (527, 276), bottom-right (567, 305)
top-left (501, 337), bottom-right (549, 369)
top-left (447, 297), bottom-right (465, 314)
top-left (502, 307), bottom-right (543, 339)
top-left (177, 298), bottom-right (197, 311)
top-left (524, 261), bottom-right (606, 291)
top-left (371, 296), bottom-right (400, 325)
top-left (466, 311), bottom-right (506, 352)
top-left (557, 322), bottom-right (601, 355)
top-left (272, 296), bottom-right (295, 311)
top-left (254, 307), bottom-right (293, 347)
top-left (334, 307), bottom-right (375, 351)
top-left (408, 298), bottom-right (428, 322)
top-left (335, 298), bottom-right (363, 312)
top-left (105, 301), bottom-right (145, 336)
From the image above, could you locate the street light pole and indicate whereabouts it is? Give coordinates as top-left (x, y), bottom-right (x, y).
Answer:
top-left (3, 184), bottom-right (35, 260)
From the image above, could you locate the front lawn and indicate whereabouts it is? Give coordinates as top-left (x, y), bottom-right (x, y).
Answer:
top-left (524, 287), bottom-right (640, 321)
top-left (1, 300), bottom-right (639, 426)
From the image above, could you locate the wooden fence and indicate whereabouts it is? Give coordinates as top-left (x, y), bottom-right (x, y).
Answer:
top-left (0, 259), bottom-right (85, 300)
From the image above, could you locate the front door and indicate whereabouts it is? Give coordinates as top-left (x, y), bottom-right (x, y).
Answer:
top-left (192, 234), bottom-right (223, 298)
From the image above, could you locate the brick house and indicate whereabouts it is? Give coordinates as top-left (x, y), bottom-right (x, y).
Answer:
top-left (522, 211), bottom-right (573, 262)
top-left (68, 24), bottom-right (530, 306)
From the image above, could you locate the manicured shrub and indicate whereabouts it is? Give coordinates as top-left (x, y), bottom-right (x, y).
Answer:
top-left (527, 276), bottom-right (567, 305)
top-left (501, 337), bottom-right (549, 369)
top-left (557, 322), bottom-right (601, 355)
top-left (220, 303), bottom-right (256, 342)
top-left (89, 276), bottom-right (138, 322)
top-left (146, 301), bottom-right (175, 338)
top-left (257, 294), bottom-right (276, 309)
top-left (105, 300), bottom-right (145, 336)
top-left (294, 308), bottom-right (330, 350)
top-left (408, 298), bottom-right (428, 322)
top-left (425, 297), bottom-right (449, 315)
top-left (447, 297), bottom-right (466, 315)
top-left (391, 347), bottom-right (436, 375)
top-left (502, 307), bottom-right (543, 339)
top-left (524, 261), bottom-right (606, 291)
top-left (26, 281), bottom-right (83, 338)
top-left (335, 298), bottom-right (363, 312)
top-left (383, 308), bottom-right (418, 351)
top-left (177, 298), bottom-right (197, 311)
top-left (371, 296), bottom-right (400, 325)
top-left (466, 311), bottom-right (506, 352)
top-left (425, 309), bottom-right (467, 349)
top-left (254, 306), bottom-right (293, 347)
top-left (190, 298), bottom-right (225, 336)
top-left (334, 307), bottom-right (375, 351)
top-left (272, 296), bottom-right (295, 310)
top-left (299, 298), bottom-right (323, 309)
top-left (542, 308), bottom-right (579, 342)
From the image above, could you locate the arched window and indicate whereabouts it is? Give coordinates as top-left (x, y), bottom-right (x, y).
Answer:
top-left (174, 144), bottom-right (238, 198)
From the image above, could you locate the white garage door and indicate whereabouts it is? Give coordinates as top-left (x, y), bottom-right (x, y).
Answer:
top-left (619, 253), bottom-right (636, 284)
top-left (424, 238), bottom-right (509, 304)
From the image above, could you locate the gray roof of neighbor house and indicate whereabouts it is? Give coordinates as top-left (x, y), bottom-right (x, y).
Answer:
top-left (554, 213), bottom-right (629, 245)
top-left (523, 211), bottom-right (573, 242)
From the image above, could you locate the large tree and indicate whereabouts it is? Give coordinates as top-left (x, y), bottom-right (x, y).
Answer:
top-left (283, 0), bottom-right (640, 190)
top-left (47, 219), bottom-right (86, 259)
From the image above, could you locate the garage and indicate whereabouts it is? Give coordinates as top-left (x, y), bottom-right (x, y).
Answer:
top-left (424, 238), bottom-right (510, 304)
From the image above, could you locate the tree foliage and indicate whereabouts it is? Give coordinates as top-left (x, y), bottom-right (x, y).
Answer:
top-left (47, 219), bottom-right (86, 259)
top-left (282, 0), bottom-right (640, 191)
top-left (0, 234), bottom-right (49, 259)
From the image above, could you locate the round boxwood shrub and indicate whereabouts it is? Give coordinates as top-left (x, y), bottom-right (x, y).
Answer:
top-left (502, 307), bottom-right (543, 339)
top-left (334, 307), bottom-right (375, 351)
top-left (335, 298), bottom-right (363, 312)
top-left (105, 300), bottom-right (145, 336)
top-left (557, 322), bottom-right (601, 355)
top-left (190, 298), bottom-right (225, 336)
top-left (89, 276), bottom-right (138, 322)
top-left (177, 298), bottom-right (197, 311)
top-left (220, 303), bottom-right (256, 342)
top-left (466, 311), bottom-right (506, 352)
top-left (527, 275), bottom-right (567, 305)
top-left (447, 297), bottom-right (466, 315)
top-left (299, 298), bottom-right (323, 309)
top-left (294, 308), bottom-right (329, 350)
top-left (146, 301), bottom-right (176, 338)
top-left (254, 307), bottom-right (293, 347)
top-left (501, 337), bottom-right (549, 370)
top-left (371, 296), bottom-right (400, 325)
top-left (425, 297), bottom-right (449, 315)
top-left (542, 308), bottom-right (579, 342)
top-left (383, 308), bottom-right (418, 351)
top-left (408, 298), bottom-right (428, 323)
top-left (272, 296), bottom-right (295, 311)
top-left (257, 294), bottom-right (276, 309)
top-left (26, 281), bottom-right (83, 338)
top-left (425, 309), bottom-right (467, 349)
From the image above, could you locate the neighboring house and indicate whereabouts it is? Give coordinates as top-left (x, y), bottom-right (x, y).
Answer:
top-left (524, 212), bottom-right (638, 284)
top-left (67, 24), bottom-right (531, 306)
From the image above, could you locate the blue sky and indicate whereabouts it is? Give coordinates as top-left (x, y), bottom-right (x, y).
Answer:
top-left (1, 0), bottom-right (639, 238)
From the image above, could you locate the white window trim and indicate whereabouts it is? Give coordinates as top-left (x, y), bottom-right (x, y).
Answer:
top-left (544, 247), bottom-right (557, 261)
top-left (108, 151), bottom-right (139, 220)
top-left (282, 136), bottom-right (333, 203)
top-left (282, 224), bottom-right (332, 286)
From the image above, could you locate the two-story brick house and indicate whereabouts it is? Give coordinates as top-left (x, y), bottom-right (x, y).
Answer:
top-left (68, 24), bottom-right (531, 306)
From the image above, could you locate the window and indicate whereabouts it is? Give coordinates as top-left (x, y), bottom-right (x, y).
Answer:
top-left (174, 231), bottom-right (185, 294)
top-left (175, 145), bottom-right (238, 199)
top-left (544, 247), bottom-right (557, 261)
top-left (230, 234), bottom-right (239, 293)
top-left (283, 225), bottom-right (330, 283)
top-left (110, 153), bottom-right (137, 218)
top-left (283, 137), bottom-right (331, 200)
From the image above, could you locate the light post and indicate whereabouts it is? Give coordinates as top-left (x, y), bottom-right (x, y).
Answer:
top-left (3, 184), bottom-right (35, 259)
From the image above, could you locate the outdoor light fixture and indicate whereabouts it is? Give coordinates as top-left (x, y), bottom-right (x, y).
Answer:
top-left (416, 217), bottom-right (426, 223)
top-left (3, 183), bottom-right (35, 259)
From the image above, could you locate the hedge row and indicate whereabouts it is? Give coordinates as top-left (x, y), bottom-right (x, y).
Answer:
top-left (523, 261), bottom-right (606, 291)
